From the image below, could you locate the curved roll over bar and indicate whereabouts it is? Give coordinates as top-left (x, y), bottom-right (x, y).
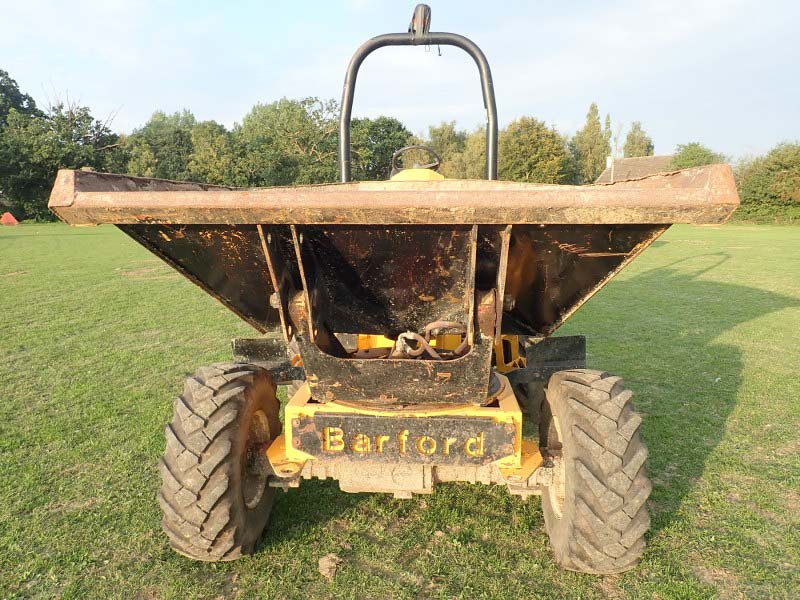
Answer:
top-left (337, 6), bottom-right (498, 182)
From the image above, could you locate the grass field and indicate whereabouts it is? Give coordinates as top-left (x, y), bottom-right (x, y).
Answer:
top-left (1, 223), bottom-right (798, 599)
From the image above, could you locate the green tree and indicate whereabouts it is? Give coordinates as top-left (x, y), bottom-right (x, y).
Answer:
top-left (126, 138), bottom-right (157, 177)
top-left (427, 121), bottom-right (467, 175)
top-left (670, 142), bottom-right (726, 169)
top-left (351, 116), bottom-right (412, 180)
top-left (736, 143), bottom-right (800, 222)
top-left (126, 110), bottom-right (196, 180)
top-left (187, 120), bottom-right (233, 185)
top-left (0, 103), bottom-right (120, 220)
top-left (398, 121), bottom-right (469, 177)
top-left (0, 69), bottom-right (40, 127)
top-left (232, 97), bottom-right (338, 186)
top-left (623, 122), bottom-right (654, 157)
top-left (572, 103), bottom-right (611, 183)
top-left (447, 128), bottom-right (487, 179)
top-left (499, 117), bottom-right (576, 184)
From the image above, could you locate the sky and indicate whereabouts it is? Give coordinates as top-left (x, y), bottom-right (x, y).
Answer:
top-left (2, 0), bottom-right (799, 160)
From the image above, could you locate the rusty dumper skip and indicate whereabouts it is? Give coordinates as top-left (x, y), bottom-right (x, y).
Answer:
top-left (49, 5), bottom-right (738, 574)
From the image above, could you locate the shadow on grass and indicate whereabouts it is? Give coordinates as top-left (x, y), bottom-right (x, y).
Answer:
top-left (258, 478), bottom-right (366, 548)
top-left (603, 256), bottom-right (800, 536)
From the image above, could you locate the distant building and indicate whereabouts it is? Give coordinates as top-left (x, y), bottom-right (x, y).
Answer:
top-left (595, 155), bottom-right (675, 184)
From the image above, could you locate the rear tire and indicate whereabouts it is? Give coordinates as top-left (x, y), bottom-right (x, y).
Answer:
top-left (159, 363), bottom-right (281, 561)
top-left (540, 369), bottom-right (651, 574)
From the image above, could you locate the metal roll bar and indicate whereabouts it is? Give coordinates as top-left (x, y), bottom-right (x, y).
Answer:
top-left (338, 29), bottom-right (498, 182)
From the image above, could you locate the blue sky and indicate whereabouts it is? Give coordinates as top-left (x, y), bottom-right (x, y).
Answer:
top-left (3, 0), bottom-right (798, 160)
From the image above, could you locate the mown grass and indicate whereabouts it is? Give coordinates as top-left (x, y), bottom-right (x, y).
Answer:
top-left (0, 223), bottom-right (798, 599)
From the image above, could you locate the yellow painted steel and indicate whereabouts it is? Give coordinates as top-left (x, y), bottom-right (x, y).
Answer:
top-left (498, 439), bottom-right (543, 482)
top-left (265, 434), bottom-right (302, 478)
top-left (356, 333), bottom-right (464, 350)
top-left (433, 333), bottom-right (463, 351)
top-left (356, 334), bottom-right (394, 349)
top-left (278, 373), bottom-right (523, 469)
top-left (389, 167), bottom-right (445, 181)
top-left (494, 334), bottom-right (526, 373)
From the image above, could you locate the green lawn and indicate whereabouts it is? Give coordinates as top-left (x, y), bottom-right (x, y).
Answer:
top-left (1, 223), bottom-right (798, 599)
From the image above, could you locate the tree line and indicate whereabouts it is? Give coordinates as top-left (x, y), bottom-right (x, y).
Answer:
top-left (0, 68), bottom-right (797, 222)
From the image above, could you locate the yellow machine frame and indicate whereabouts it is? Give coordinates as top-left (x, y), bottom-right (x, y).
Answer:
top-left (265, 167), bottom-right (542, 491)
top-left (267, 373), bottom-right (543, 487)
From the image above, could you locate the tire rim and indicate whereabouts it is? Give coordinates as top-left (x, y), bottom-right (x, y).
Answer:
top-left (242, 409), bottom-right (271, 509)
top-left (546, 413), bottom-right (566, 520)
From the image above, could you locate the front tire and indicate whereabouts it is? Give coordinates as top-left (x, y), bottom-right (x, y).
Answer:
top-left (540, 369), bottom-right (651, 574)
top-left (159, 363), bottom-right (281, 561)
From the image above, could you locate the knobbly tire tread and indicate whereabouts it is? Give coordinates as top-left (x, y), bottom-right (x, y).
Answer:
top-left (159, 363), bottom-right (280, 561)
top-left (541, 369), bottom-right (651, 574)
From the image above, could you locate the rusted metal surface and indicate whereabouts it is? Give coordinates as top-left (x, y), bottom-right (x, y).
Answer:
top-left (294, 333), bottom-right (494, 405)
top-left (503, 224), bottom-right (669, 335)
top-left (231, 337), bottom-right (305, 384)
top-left (504, 336), bottom-right (586, 384)
top-left (287, 291), bottom-right (309, 341)
top-left (476, 290), bottom-right (497, 338)
top-left (494, 225), bottom-right (512, 343)
top-left (231, 336), bottom-right (285, 361)
top-left (282, 223), bottom-right (505, 405)
top-left (291, 414), bottom-right (515, 465)
top-left (49, 164), bottom-right (740, 408)
top-left (109, 218), bottom-right (675, 407)
top-left (257, 225), bottom-right (299, 343)
top-left (108, 218), bottom-right (668, 406)
top-left (49, 165), bottom-right (739, 226)
top-left (292, 225), bottom-right (475, 336)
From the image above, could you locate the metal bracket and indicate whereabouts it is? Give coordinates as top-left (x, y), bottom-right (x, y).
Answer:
top-left (231, 337), bottom-right (305, 384)
top-left (504, 335), bottom-right (586, 385)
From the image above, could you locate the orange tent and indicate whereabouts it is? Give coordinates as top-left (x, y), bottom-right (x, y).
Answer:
top-left (1, 212), bottom-right (19, 225)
